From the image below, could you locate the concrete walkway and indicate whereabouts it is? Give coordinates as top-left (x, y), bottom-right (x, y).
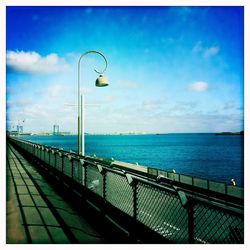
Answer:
top-left (6, 143), bottom-right (105, 244)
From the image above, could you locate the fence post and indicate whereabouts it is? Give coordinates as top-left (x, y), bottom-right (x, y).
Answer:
top-left (79, 158), bottom-right (85, 185)
top-left (39, 146), bottom-right (42, 159)
top-left (62, 154), bottom-right (64, 174)
top-left (188, 201), bottom-right (194, 243)
top-left (125, 174), bottom-right (138, 241)
top-left (131, 180), bottom-right (138, 242)
top-left (133, 182), bottom-right (138, 221)
top-left (48, 149), bottom-right (50, 166)
top-left (54, 151), bottom-right (57, 168)
top-left (84, 160), bottom-right (87, 187)
top-left (71, 156), bottom-right (74, 178)
top-left (102, 169), bottom-right (107, 201)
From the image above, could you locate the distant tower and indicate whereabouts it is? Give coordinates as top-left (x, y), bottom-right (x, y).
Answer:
top-left (53, 125), bottom-right (59, 135)
top-left (17, 125), bottom-right (23, 133)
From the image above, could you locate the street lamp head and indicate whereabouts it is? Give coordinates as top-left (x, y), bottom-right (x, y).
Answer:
top-left (96, 74), bottom-right (109, 87)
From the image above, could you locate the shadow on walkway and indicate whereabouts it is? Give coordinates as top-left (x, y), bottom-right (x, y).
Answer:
top-left (6, 143), bottom-right (106, 244)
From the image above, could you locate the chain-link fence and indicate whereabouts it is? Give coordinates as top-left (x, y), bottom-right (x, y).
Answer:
top-left (8, 137), bottom-right (244, 244)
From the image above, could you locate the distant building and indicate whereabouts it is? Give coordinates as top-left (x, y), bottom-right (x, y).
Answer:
top-left (17, 125), bottom-right (23, 133)
top-left (53, 125), bottom-right (59, 135)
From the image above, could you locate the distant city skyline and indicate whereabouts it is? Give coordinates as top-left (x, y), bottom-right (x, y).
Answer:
top-left (6, 6), bottom-right (244, 133)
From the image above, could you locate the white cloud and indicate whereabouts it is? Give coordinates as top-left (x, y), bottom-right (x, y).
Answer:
top-left (189, 81), bottom-right (209, 92)
top-left (7, 99), bottom-right (32, 109)
top-left (7, 51), bottom-right (70, 74)
top-left (204, 46), bottom-right (220, 58)
top-left (192, 42), bottom-right (219, 58)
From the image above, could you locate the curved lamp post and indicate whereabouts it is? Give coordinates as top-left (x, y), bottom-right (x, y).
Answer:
top-left (77, 50), bottom-right (109, 155)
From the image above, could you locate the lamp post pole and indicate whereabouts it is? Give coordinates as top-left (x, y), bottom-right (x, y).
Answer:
top-left (77, 50), bottom-right (108, 156)
top-left (80, 94), bottom-right (84, 155)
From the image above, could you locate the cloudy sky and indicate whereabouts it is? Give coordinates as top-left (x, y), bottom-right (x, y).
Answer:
top-left (6, 6), bottom-right (244, 134)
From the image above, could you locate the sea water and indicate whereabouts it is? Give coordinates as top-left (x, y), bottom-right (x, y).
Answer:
top-left (20, 133), bottom-right (244, 186)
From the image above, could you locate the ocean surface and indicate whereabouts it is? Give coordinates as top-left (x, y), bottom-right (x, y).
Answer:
top-left (19, 134), bottom-right (244, 186)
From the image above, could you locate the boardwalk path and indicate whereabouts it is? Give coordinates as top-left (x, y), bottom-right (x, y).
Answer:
top-left (6, 143), bottom-right (105, 244)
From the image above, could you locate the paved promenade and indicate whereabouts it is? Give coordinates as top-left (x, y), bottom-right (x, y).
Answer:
top-left (6, 143), bottom-right (105, 244)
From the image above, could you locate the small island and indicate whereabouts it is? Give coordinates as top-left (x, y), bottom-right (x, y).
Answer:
top-left (215, 131), bottom-right (244, 135)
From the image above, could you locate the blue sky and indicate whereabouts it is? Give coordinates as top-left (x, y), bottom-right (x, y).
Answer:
top-left (6, 6), bottom-right (244, 134)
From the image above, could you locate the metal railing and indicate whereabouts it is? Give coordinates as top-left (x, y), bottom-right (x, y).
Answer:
top-left (148, 167), bottom-right (243, 200)
top-left (8, 136), bottom-right (244, 243)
